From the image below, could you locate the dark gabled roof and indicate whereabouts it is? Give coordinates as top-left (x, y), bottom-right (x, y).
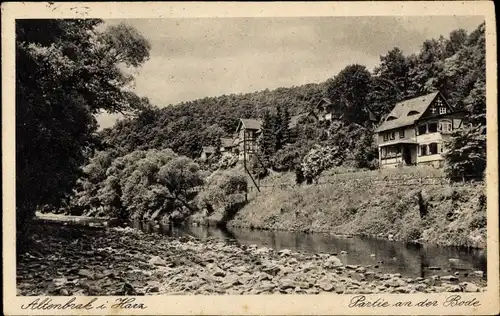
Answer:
top-left (375, 91), bottom-right (440, 133)
top-left (239, 118), bottom-right (262, 131)
top-left (315, 97), bottom-right (332, 108)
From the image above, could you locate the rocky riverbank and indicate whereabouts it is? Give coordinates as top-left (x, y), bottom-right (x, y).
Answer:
top-left (17, 223), bottom-right (486, 296)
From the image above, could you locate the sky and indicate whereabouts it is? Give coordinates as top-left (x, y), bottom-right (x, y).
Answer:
top-left (97, 16), bottom-right (484, 129)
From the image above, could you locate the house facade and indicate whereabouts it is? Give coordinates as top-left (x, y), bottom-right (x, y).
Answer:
top-left (315, 98), bottom-right (342, 124)
top-left (220, 137), bottom-right (237, 157)
top-left (375, 91), bottom-right (466, 168)
top-left (233, 118), bottom-right (262, 160)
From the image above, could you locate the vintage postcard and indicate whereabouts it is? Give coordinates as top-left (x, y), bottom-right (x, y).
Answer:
top-left (2, 1), bottom-right (498, 315)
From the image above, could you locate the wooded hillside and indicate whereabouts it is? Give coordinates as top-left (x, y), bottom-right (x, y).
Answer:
top-left (100, 22), bottom-right (485, 165)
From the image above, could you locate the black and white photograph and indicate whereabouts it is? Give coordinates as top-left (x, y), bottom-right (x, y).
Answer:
top-left (2, 1), bottom-right (498, 315)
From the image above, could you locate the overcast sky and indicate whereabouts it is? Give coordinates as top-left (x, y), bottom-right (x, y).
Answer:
top-left (97, 16), bottom-right (484, 129)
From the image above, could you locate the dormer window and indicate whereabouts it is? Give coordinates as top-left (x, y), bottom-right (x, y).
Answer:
top-left (407, 110), bottom-right (419, 116)
top-left (386, 116), bottom-right (397, 121)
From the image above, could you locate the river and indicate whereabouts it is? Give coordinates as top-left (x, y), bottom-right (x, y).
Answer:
top-left (131, 221), bottom-right (487, 283)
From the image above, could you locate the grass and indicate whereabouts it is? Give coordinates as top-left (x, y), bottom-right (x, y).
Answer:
top-left (223, 166), bottom-right (486, 248)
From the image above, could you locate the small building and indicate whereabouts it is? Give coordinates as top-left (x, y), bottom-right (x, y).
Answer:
top-left (220, 137), bottom-right (237, 157)
top-left (200, 146), bottom-right (216, 160)
top-left (288, 111), bottom-right (318, 140)
top-left (314, 97), bottom-right (348, 127)
top-left (374, 91), bottom-right (466, 168)
top-left (234, 118), bottom-right (262, 160)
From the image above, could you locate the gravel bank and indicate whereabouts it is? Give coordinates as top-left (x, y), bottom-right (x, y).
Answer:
top-left (17, 224), bottom-right (485, 295)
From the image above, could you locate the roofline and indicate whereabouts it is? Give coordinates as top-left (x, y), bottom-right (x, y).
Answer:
top-left (375, 110), bottom-right (465, 132)
top-left (415, 111), bottom-right (466, 122)
top-left (375, 91), bottom-right (442, 133)
top-left (375, 123), bottom-right (415, 133)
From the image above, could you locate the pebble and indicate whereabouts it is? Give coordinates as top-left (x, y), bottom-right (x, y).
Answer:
top-left (441, 275), bottom-right (459, 282)
top-left (17, 225), bottom-right (487, 296)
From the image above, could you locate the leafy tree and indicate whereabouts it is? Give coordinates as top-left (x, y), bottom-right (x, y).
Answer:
top-left (370, 47), bottom-right (411, 115)
top-left (16, 19), bottom-right (150, 244)
top-left (70, 150), bottom-right (118, 215)
top-left (279, 106), bottom-right (291, 147)
top-left (444, 127), bottom-right (486, 181)
top-left (353, 129), bottom-right (379, 169)
top-left (158, 156), bottom-right (205, 212)
top-left (325, 64), bottom-right (373, 123)
top-left (258, 110), bottom-right (276, 161)
top-left (301, 145), bottom-right (344, 182)
top-left (198, 170), bottom-right (248, 214)
top-left (445, 29), bottom-right (468, 56)
top-left (463, 77), bottom-right (486, 127)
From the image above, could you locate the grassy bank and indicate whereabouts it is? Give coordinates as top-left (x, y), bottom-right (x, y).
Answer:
top-left (202, 167), bottom-right (486, 248)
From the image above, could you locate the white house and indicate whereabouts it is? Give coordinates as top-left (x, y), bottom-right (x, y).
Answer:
top-left (374, 91), bottom-right (467, 168)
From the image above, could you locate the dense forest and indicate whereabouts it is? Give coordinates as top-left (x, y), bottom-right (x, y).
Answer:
top-left (99, 22), bottom-right (485, 166)
top-left (20, 20), bottom-right (486, 229)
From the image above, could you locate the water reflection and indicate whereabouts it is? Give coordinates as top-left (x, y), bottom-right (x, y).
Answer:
top-left (130, 221), bottom-right (487, 281)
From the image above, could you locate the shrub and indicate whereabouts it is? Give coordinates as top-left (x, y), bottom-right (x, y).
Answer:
top-left (300, 145), bottom-right (344, 181)
top-left (198, 170), bottom-right (248, 213)
top-left (444, 126), bottom-right (486, 181)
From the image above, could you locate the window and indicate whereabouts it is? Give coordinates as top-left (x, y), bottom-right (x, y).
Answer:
top-left (419, 145), bottom-right (427, 156)
top-left (439, 120), bottom-right (452, 133)
top-left (439, 107), bottom-right (447, 115)
top-left (389, 132), bottom-right (395, 140)
top-left (386, 115), bottom-right (397, 121)
top-left (429, 143), bottom-right (438, 155)
top-left (428, 122), bottom-right (438, 133)
top-left (418, 124), bottom-right (427, 135)
top-left (381, 147), bottom-right (387, 158)
top-left (407, 110), bottom-right (419, 116)
top-left (399, 130), bottom-right (405, 138)
top-left (383, 133), bottom-right (388, 141)
top-left (440, 142), bottom-right (445, 153)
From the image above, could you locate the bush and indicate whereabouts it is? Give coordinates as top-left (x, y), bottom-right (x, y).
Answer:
top-left (273, 146), bottom-right (303, 171)
top-left (444, 126), bottom-right (486, 181)
top-left (215, 154), bottom-right (239, 170)
top-left (198, 170), bottom-right (248, 213)
top-left (70, 149), bottom-right (203, 224)
top-left (300, 145), bottom-right (344, 181)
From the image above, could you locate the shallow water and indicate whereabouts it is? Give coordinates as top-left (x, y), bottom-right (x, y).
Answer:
top-left (131, 221), bottom-right (487, 283)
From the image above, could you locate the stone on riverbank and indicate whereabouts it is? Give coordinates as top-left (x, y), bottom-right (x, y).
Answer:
top-left (17, 224), bottom-right (488, 296)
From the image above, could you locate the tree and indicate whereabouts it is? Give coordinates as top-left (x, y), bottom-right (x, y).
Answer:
top-left (444, 127), bottom-right (486, 181)
top-left (301, 145), bottom-right (344, 182)
top-left (198, 170), bottom-right (247, 213)
top-left (279, 106), bottom-right (291, 147)
top-left (258, 110), bottom-right (277, 161)
top-left (15, 19), bottom-right (151, 245)
top-left (370, 47), bottom-right (411, 115)
top-left (158, 157), bottom-right (205, 212)
top-left (325, 64), bottom-right (373, 123)
top-left (445, 29), bottom-right (468, 56)
top-left (353, 129), bottom-right (378, 169)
